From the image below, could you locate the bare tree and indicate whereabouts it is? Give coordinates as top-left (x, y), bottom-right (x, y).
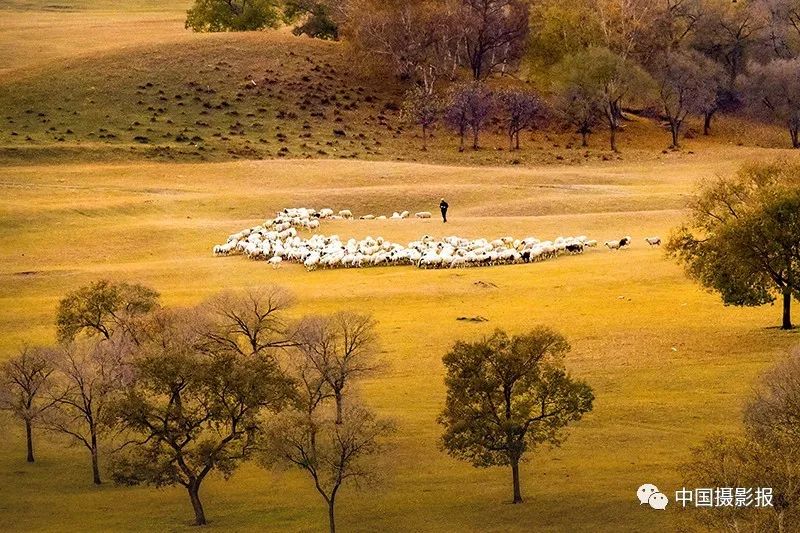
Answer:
top-left (444, 82), bottom-right (494, 150)
top-left (691, 0), bottom-right (765, 91)
top-left (496, 89), bottom-right (544, 150)
top-left (596, 0), bottom-right (654, 60)
top-left (651, 50), bottom-right (723, 148)
top-left (203, 286), bottom-right (296, 357)
top-left (45, 336), bottom-right (132, 484)
top-left (344, 0), bottom-right (462, 93)
top-left (460, 0), bottom-right (530, 80)
top-left (682, 348), bottom-right (800, 532)
top-left (0, 345), bottom-right (58, 463)
top-left (741, 57), bottom-right (800, 148)
top-left (755, 0), bottom-right (800, 59)
top-left (295, 311), bottom-right (379, 424)
top-left (262, 403), bottom-right (394, 533)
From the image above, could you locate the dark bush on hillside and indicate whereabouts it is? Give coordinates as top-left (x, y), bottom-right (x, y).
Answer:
top-left (186, 0), bottom-right (282, 32)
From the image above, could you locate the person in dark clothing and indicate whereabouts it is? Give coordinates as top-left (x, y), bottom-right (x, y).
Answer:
top-left (440, 198), bottom-right (449, 223)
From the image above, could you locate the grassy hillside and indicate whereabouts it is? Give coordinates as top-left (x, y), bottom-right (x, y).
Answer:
top-left (0, 27), bottom-right (793, 167)
top-left (0, 0), bottom-right (192, 77)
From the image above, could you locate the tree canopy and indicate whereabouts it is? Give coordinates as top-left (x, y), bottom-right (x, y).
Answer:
top-left (186, 0), bottom-right (283, 32)
top-left (438, 327), bottom-right (594, 503)
top-left (667, 159), bottom-right (800, 329)
top-left (56, 280), bottom-right (159, 344)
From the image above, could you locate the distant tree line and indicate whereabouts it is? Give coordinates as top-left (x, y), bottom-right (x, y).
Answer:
top-left (0, 280), bottom-right (594, 528)
top-left (187, 0), bottom-right (800, 151)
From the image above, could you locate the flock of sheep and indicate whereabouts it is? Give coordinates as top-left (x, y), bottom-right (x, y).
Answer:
top-left (212, 207), bottom-right (659, 271)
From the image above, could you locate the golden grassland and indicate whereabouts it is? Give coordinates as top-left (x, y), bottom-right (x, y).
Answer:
top-left (1, 153), bottom-right (799, 531)
top-left (2, 2), bottom-right (800, 531)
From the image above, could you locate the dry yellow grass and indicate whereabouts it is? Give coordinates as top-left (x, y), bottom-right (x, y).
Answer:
top-left (2, 2), bottom-right (800, 530)
top-left (1, 151), bottom-right (799, 531)
top-left (0, 1), bottom-right (192, 78)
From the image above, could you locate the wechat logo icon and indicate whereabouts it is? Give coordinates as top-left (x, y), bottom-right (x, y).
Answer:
top-left (637, 484), bottom-right (668, 510)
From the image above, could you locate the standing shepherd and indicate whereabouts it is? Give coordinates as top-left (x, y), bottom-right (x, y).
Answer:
top-left (440, 198), bottom-right (449, 223)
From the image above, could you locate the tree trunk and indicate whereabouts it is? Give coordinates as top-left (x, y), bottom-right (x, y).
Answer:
top-left (609, 125), bottom-right (618, 153)
top-left (508, 131), bottom-right (514, 150)
top-left (421, 124), bottom-right (427, 151)
top-left (334, 390), bottom-right (343, 425)
top-left (515, 131), bottom-right (520, 150)
top-left (91, 431), bottom-right (101, 484)
top-left (790, 126), bottom-right (799, 149)
top-left (670, 120), bottom-right (680, 149)
top-left (328, 499), bottom-right (336, 533)
top-left (458, 130), bottom-right (465, 152)
top-left (581, 130), bottom-right (589, 147)
top-left (188, 483), bottom-right (207, 526)
top-left (511, 458), bottom-right (523, 504)
top-left (25, 420), bottom-right (34, 463)
top-left (703, 110), bottom-right (714, 136)
top-left (782, 289), bottom-right (793, 330)
top-left (472, 127), bottom-right (479, 150)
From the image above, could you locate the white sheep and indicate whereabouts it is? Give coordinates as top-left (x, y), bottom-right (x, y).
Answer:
top-left (415, 211), bottom-right (432, 219)
top-left (645, 236), bottom-right (661, 246)
top-left (338, 210), bottom-right (353, 219)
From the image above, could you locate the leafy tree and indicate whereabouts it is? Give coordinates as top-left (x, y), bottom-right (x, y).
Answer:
top-left (46, 336), bottom-right (132, 484)
top-left (262, 404), bottom-right (394, 533)
top-left (527, 0), bottom-right (603, 68)
top-left (651, 50), bottom-right (723, 148)
top-left (741, 57), bottom-right (800, 148)
top-left (438, 327), bottom-right (594, 504)
top-left (294, 311), bottom-right (379, 424)
top-left (0, 345), bottom-right (57, 463)
top-left (402, 86), bottom-right (443, 150)
top-left (283, 0), bottom-right (340, 39)
top-left (552, 47), bottom-right (653, 152)
top-left (110, 307), bottom-right (293, 525)
top-left (667, 160), bottom-right (800, 329)
top-left (56, 280), bottom-right (159, 344)
top-left (553, 84), bottom-right (603, 147)
top-left (496, 89), bottom-right (544, 150)
top-left (186, 0), bottom-right (282, 32)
